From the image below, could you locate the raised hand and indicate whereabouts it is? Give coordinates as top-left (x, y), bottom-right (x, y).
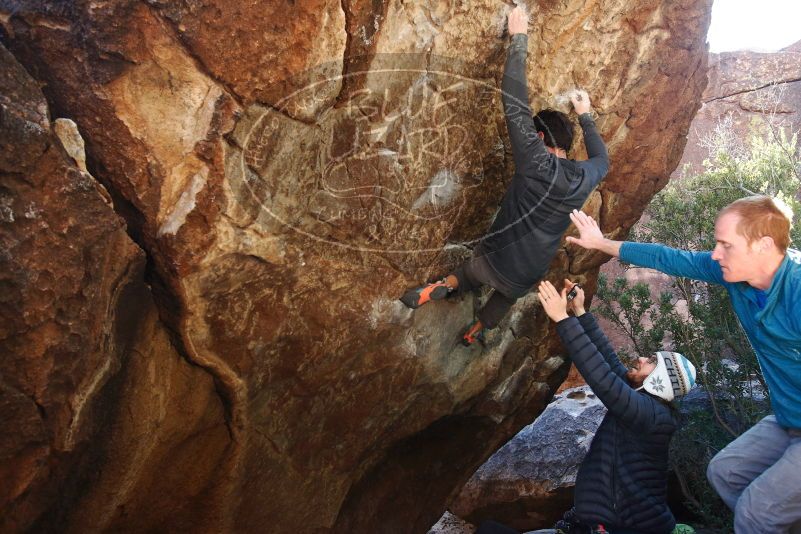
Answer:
top-left (564, 278), bottom-right (586, 316)
top-left (507, 6), bottom-right (528, 35)
top-left (567, 210), bottom-right (606, 249)
top-left (538, 280), bottom-right (569, 322)
top-left (570, 89), bottom-right (591, 115)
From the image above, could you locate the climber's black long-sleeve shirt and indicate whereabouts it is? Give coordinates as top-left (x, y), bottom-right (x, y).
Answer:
top-left (480, 34), bottom-right (609, 297)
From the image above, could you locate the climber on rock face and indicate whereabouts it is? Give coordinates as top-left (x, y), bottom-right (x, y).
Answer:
top-left (399, 5), bottom-right (610, 346)
top-left (538, 279), bottom-right (697, 534)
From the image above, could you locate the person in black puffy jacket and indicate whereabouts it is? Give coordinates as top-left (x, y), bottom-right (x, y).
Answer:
top-left (538, 279), bottom-right (697, 534)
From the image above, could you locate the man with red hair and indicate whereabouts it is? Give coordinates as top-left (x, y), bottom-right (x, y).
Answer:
top-left (567, 196), bottom-right (801, 533)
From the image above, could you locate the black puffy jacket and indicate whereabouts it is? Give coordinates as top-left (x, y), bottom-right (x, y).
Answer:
top-left (556, 313), bottom-right (678, 534)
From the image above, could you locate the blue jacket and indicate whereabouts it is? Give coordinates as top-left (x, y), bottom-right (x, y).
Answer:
top-left (557, 313), bottom-right (677, 534)
top-left (620, 242), bottom-right (801, 429)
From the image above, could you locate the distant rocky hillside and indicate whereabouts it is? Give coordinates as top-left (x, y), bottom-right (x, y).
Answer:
top-left (674, 40), bottom-right (801, 178)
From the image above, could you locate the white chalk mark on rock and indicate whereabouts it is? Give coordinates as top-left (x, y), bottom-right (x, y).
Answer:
top-left (412, 169), bottom-right (461, 211)
top-left (158, 168), bottom-right (208, 237)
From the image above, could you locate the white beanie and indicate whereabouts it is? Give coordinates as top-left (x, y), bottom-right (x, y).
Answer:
top-left (642, 351), bottom-right (697, 402)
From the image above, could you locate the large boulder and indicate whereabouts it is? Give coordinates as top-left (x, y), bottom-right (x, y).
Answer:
top-left (449, 386), bottom-right (605, 531)
top-left (0, 0), bottom-right (712, 531)
top-left (0, 43), bottom-right (230, 533)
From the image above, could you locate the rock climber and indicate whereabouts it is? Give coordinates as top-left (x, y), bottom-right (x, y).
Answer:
top-left (399, 5), bottom-right (610, 346)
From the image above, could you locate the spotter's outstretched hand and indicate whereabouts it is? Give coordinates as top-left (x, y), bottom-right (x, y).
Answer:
top-left (566, 210), bottom-right (605, 250)
top-left (564, 278), bottom-right (586, 316)
top-left (538, 280), bottom-right (569, 322)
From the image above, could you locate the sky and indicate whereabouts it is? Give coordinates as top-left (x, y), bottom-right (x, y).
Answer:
top-left (708, 0), bottom-right (801, 52)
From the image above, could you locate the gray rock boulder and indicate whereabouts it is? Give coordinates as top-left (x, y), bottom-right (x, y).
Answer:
top-left (448, 386), bottom-right (606, 531)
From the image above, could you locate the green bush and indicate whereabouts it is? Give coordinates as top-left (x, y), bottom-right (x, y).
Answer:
top-left (593, 125), bottom-right (799, 530)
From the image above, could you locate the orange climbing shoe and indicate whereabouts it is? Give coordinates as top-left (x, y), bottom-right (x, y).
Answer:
top-left (400, 279), bottom-right (451, 309)
top-left (461, 320), bottom-right (485, 346)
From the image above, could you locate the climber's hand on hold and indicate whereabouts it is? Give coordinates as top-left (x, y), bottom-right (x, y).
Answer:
top-left (508, 6), bottom-right (528, 36)
top-left (571, 89), bottom-right (591, 115)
